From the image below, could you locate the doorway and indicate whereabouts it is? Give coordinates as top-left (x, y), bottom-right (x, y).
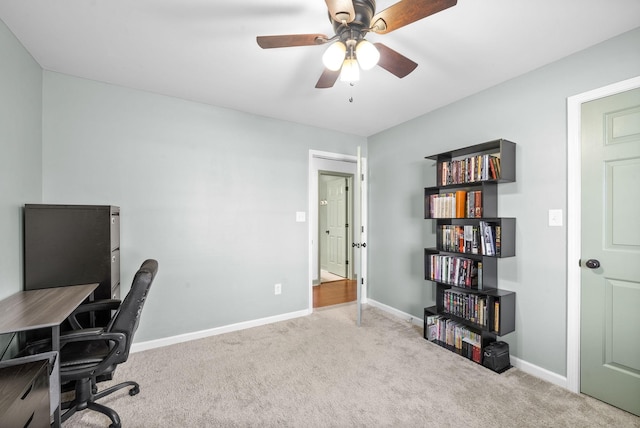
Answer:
top-left (566, 76), bottom-right (640, 413)
top-left (316, 173), bottom-right (357, 308)
top-left (308, 150), bottom-right (367, 313)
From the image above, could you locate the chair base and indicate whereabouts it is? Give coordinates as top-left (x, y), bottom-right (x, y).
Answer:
top-left (61, 377), bottom-right (139, 428)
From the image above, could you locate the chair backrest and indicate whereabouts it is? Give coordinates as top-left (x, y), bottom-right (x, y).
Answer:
top-left (107, 259), bottom-right (158, 361)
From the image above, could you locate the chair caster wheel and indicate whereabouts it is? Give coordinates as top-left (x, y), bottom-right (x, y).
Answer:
top-left (129, 385), bottom-right (140, 396)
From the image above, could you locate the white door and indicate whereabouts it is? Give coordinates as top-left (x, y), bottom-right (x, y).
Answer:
top-left (355, 146), bottom-right (368, 326)
top-left (326, 177), bottom-right (347, 277)
top-left (580, 87), bottom-right (640, 416)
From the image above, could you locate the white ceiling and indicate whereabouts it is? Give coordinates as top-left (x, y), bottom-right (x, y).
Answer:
top-left (1, 0), bottom-right (639, 137)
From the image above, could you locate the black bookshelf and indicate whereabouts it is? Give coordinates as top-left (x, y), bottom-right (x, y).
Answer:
top-left (423, 139), bottom-right (516, 370)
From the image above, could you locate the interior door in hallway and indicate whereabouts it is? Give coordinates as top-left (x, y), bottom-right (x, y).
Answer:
top-left (580, 87), bottom-right (640, 416)
top-left (326, 177), bottom-right (348, 277)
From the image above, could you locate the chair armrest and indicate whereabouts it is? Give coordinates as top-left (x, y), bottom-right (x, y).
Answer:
top-left (72, 300), bottom-right (121, 314)
top-left (58, 329), bottom-right (127, 379)
top-left (59, 328), bottom-right (105, 341)
top-left (68, 299), bottom-right (121, 329)
top-left (20, 327), bottom-right (106, 355)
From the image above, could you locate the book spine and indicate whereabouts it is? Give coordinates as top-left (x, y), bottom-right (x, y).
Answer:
top-left (455, 190), bottom-right (466, 218)
top-left (480, 221), bottom-right (496, 256)
top-left (489, 156), bottom-right (497, 180)
top-left (429, 194), bottom-right (436, 218)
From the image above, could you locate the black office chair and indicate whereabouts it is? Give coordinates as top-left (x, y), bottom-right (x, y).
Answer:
top-left (26, 259), bottom-right (158, 428)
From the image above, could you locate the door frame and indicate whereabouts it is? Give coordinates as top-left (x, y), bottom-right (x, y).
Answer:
top-left (566, 75), bottom-right (640, 393)
top-left (308, 150), bottom-right (367, 312)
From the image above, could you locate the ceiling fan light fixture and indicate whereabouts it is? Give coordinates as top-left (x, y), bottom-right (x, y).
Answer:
top-left (355, 39), bottom-right (380, 70)
top-left (340, 58), bottom-right (360, 83)
top-left (322, 41), bottom-right (347, 71)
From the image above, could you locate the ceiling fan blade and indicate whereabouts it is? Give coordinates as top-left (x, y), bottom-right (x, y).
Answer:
top-left (374, 43), bottom-right (418, 78)
top-left (370, 0), bottom-right (457, 34)
top-left (257, 34), bottom-right (328, 49)
top-left (315, 68), bottom-right (341, 89)
top-left (325, 0), bottom-right (356, 23)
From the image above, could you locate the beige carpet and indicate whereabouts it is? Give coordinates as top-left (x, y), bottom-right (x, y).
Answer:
top-left (64, 304), bottom-right (639, 427)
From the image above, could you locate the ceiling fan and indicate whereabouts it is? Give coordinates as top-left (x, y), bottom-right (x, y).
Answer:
top-left (256, 0), bottom-right (457, 88)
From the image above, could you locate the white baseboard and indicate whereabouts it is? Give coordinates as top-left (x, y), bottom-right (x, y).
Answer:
top-left (366, 298), bottom-right (569, 390)
top-left (131, 308), bottom-right (310, 354)
top-left (510, 355), bottom-right (568, 389)
top-left (366, 299), bottom-right (424, 328)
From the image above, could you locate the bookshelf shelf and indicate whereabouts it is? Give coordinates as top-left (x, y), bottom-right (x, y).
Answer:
top-left (424, 139), bottom-right (516, 371)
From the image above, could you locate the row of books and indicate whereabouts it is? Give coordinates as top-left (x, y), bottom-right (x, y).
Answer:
top-left (428, 190), bottom-right (482, 218)
top-left (443, 290), bottom-right (488, 326)
top-left (425, 315), bottom-right (482, 363)
top-left (440, 154), bottom-right (501, 185)
top-left (427, 254), bottom-right (479, 288)
top-left (439, 222), bottom-right (501, 256)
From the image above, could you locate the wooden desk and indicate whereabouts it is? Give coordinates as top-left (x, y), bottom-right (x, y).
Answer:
top-left (0, 283), bottom-right (99, 427)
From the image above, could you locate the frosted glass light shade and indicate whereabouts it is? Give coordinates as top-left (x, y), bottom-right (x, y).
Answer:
top-left (322, 42), bottom-right (346, 71)
top-left (340, 58), bottom-right (360, 82)
top-left (355, 39), bottom-right (379, 70)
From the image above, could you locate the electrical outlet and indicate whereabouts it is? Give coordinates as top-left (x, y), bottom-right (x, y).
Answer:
top-left (274, 283), bottom-right (282, 295)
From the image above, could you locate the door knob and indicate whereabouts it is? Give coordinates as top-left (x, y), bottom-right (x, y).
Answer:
top-left (585, 259), bottom-right (600, 269)
top-left (326, 230), bottom-right (330, 234)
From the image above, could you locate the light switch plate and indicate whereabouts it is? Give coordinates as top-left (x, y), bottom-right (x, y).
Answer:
top-left (548, 209), bottom-right (563, 227)
top-left (296, 211), bottom-right (306, 222)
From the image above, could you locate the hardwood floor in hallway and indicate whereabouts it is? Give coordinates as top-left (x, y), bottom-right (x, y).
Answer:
top-left (313, 279), bottom-right (357, 308)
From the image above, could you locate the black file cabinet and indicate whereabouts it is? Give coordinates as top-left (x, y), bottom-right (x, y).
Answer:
top-left (24, 204), bottom-right (121, 308)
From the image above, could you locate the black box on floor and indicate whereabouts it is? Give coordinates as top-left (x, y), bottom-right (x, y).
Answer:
top-left (482, 341), bottom-right (510, 373)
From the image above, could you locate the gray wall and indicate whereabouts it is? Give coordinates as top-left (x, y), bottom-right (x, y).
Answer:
top-left (40, 72), bottom-right (365, 342)
top-left (367, 27), bottom-right (640, 376)
top-left (0, 19), bottom-right (42, 301)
